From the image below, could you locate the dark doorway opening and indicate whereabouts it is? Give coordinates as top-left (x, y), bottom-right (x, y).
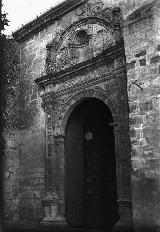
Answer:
top-left (65, 98), bottom-right (119, 230)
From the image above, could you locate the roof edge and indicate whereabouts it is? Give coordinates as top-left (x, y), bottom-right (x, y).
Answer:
top-left (13, 0), bottom-right (88, 42)
top-left (124, 0), bottom-right (159, 25)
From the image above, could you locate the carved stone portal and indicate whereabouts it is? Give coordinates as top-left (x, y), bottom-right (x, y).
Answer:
top-left (35, 10), bottom-right (133, 231)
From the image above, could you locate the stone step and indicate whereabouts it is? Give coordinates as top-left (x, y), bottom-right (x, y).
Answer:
top-left (3, 222), bottom-right (111, 232)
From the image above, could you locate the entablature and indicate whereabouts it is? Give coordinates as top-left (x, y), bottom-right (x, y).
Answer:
top-left (35, 39), bottom-right (125, 89)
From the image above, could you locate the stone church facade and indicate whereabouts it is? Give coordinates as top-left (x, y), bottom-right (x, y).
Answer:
top-left (3, 0), bottom-right (160, 231)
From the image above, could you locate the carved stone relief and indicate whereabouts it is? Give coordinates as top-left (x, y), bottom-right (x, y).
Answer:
top-left (44, 107), bottom-right (54, 191)
top-left (45, 6), bottom-right (123, 74)
top-left (55, 23), bottom-right (115, 72)
top-left (44, 56), bottom-right (125, 96)
top-left (49, 85), bottom-right (119, 136)
top-left (39, 60), bottom-right (132, 231)
top-left (76, 0), bottom-right (104, 18)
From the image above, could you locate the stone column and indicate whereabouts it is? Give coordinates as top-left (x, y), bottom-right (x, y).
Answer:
top-left (111, 123), bottom-right (133, 232)
top-left (53, 135), bottom-right (67, 226)
top-left (41, 106), bottom-right (60, 224)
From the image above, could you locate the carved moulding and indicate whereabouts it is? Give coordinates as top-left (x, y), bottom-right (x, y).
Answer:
top-left (40, 64), bottom-right (127, 137)
top-left (76, 0), bottom-right (104, 18)
top-left (75, 1), bottom-right (123, 26)
top-left (42, 67), bottom-right (126, 100)
top-left (38, 79), bottom-right (133, 230)
top-left (53, 87), bottom-right (118, 136)
top-left (41, 103), bottom-right (54, 193)
top-left (49, 87), bottom-right (132, 231)
top-left (38, 40), bottom-right (125, 91)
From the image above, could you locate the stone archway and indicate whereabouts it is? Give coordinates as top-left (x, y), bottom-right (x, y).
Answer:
top-left (54, 88), bottom-right (118, 136)
top-left (52, 88), bottom-right (133, 231)
top-left (65, 97), bottom-right (119, 230)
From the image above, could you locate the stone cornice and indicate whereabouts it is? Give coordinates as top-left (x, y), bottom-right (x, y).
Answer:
top-left (13, 0), bottom-right (88, 42)
top-left (124, 0), bottom-right (159, 26)
top-left (41, 65), bottom-right (126, 104)
top-left (35, 39), bottom-right (125, 88)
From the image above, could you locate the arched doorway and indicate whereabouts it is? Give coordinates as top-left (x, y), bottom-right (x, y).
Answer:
top-left (65, 98), bottom-right (119, 230)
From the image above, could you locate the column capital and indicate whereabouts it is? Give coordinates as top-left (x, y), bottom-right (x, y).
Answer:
top-left (117, 198), bottom-right (132, 207)
top-left (109, 122), bottom-right (119, 134)
top-left (54, 134), bottom-right (66, 142)
top-left (109, 122), bottom-right (119, 127)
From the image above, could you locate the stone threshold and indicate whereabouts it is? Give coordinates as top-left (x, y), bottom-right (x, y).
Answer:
top-left (3, 221), bottom-right (111, 232)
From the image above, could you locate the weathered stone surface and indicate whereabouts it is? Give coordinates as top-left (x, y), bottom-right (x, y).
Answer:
top-left (126, 60), bottom-right (136, 71)
top-left (124, 1), bottom-right (160, 230)
top-left (139, 59), bottom-right (146, 66)
top-left (3, 0), bottom-right (160, 231)
top-left (135, 50), bottom-right (146, 58)
top-left (150, 55), bottom-right (160, 64)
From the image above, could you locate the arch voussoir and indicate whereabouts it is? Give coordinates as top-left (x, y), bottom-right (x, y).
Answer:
top-left (54, 88), bottom-right (119, 136)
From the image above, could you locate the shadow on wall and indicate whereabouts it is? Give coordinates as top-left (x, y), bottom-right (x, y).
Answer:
top-left (132, 166), bottom-right (160, 232)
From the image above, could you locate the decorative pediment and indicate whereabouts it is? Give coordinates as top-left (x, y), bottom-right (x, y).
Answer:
top-left (58, 24), bottom-right (114, 68)
top-left (46, 13), bottom-right (123, 74)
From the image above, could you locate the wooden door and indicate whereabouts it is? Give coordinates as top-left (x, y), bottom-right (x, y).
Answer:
top-left (65, 99), bottom-right (118, 229)
top-left (83, 103), bottom-right (106, 228)
top-left (65, 109), bottom-right (84, 227)
top-left (83, 100), bottom-right (118, 229)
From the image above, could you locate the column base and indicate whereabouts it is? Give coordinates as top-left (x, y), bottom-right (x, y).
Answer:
top-left (113, 199), bottom-right (134, 232)
top-left (41, 214), bottom-right (67, 227)
top-left (113, 218), bottom-right (133, 232)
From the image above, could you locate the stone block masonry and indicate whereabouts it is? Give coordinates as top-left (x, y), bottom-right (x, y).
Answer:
top-left (123, 1), bottom-right (160, 230)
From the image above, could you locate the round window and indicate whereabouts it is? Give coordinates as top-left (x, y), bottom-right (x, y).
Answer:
top-left (74, 30), bottom-right (89, 45)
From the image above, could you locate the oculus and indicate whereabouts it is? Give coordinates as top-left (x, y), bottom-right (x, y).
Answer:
top-left (73, 30), bottom-right (90, 47)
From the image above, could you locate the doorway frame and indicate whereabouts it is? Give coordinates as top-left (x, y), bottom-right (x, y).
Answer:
top-left (51, 88), bottom-right (133, 231)
top-left (64, 98), bottom-right (119, 229)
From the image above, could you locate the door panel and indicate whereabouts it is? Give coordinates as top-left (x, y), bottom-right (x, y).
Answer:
top-left (83, 101), bottom-right (118, 229)
top-left (84, 105), bottom-right (105, 228)
top-left (65, 111), bottom-right (84, 227)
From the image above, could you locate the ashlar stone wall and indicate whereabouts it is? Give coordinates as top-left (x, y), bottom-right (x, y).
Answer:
top-left (123, 0), bottom-right (160, 230)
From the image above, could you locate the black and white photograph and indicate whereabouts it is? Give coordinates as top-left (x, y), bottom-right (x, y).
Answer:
top-left (0, 0), bottom-right (160, 232)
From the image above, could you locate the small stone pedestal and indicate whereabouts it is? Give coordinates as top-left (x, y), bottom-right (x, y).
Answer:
top-left (41, 192), bottom-right (67, 226)
top-left (113, 199), bottom-right (133, 232)
top-left (41, 198), bottom-right (58, 224)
